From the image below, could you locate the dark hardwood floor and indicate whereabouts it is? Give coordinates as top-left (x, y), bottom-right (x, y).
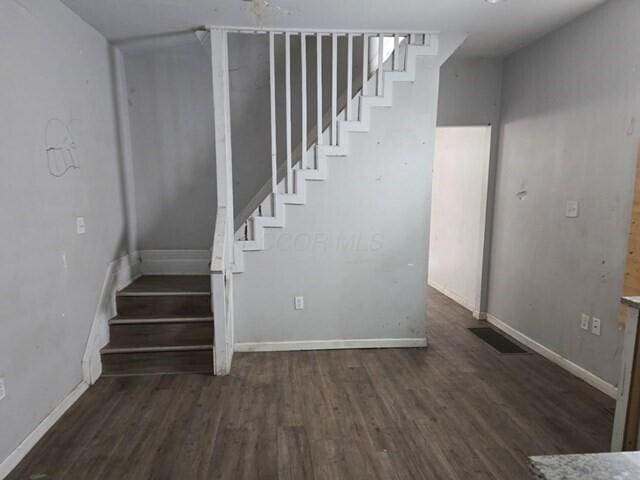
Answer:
top-left (8, 288), bottom-right (614, 479)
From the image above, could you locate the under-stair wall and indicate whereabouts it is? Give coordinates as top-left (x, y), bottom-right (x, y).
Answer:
top-left (233, 36), bottom-right (464, 351)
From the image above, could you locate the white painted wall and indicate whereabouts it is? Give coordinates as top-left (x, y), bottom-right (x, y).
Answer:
top-left (125, 42), bottom-right (217, 250)
top-left (490, 0), bottom-right (640, 385)
top-left (429, 126), bottom-right (492, 314)
top-left (0, 0), bottom-right (127, 466)
top-left (437, 56), bottom-right (504, 316)
top-left (234, 46), bottom-right (459, 347)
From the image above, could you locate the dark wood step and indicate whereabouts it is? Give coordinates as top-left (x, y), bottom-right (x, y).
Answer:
top-left (108, 321), bottom-right (213, 349)
top-left (109, 315), bottom-right (213, 325)
top-left (120, 275), bottom-right (210, 294)
top-left (101, 343), bottom-right (212, 354)
top-left (116, 293), bottom-right (211, 317)
top-left (101, 347), bottom-right (213, 376)
top-left (105, 275), bottom-right (214, 377)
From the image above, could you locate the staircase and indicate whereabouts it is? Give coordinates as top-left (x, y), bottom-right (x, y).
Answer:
top-left (96, 31), bottom-right (440, 378)
top-left (232, 33), bottom-right (438, 273)
top-left (100, 275), bottom-right (214, 376)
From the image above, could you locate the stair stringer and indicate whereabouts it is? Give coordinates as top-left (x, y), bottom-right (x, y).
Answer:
top-left (232, 40), bottom-right (438, 274)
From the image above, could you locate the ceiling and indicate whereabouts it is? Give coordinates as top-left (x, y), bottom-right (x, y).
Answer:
top-left (60, 0), bottom-right (607, 56)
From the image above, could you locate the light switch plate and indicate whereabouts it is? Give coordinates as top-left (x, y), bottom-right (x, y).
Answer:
top-left (566, 200), bottom-right (579, 218)
top-left (0, 378), bottom-right (6, 401)
top-left (592, 317), bottom-right (601, 336)
top-left (76, 216), bottom-right (86, 235)
top-left (294, 296), bottom-right (304, 310)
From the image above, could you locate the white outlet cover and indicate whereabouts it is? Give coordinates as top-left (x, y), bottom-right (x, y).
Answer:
top-left (294, 296), bottom-right (304, 310)
top-left (566, 200), bottom-right (579, 218)
top-left (592, 317), bottom-right (601, 336)
top-left (76, 216), bottom-right (86, 235)
top-left (0, 378), bottom-right (6, 401)
top-left (581, 314), bottom-right (590, 331)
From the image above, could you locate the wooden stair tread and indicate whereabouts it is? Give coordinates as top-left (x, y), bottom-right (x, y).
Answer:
top-left (115, 293), bottom-right (211, 317)
top-left (101, 342), bottom-right (212, 354)
top-left (119, 275), bottom-right (210, 295)
top-left (117, 291), bottom-right (210, 297)
top-left (102, 274), bottom-right (214, 377)
top-left (109, 315), bottom-right (213, 325)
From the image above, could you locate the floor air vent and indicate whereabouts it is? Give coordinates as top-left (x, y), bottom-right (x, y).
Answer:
top-left (468, 327), bottom-right (527, 354)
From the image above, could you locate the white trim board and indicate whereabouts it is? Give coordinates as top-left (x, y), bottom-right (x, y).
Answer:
top-left (137, 250), bottom-right (210, 275)
top-left (235, 338), bottom-right (427, 352)
top-left (0, 381), bottom-right (89, 479)
top-left (428, 280), bottom-right (478, 316)
top-left (82, 253), bottom-right (141, 385)
top-left (486, 314), bottom-right (617, 399)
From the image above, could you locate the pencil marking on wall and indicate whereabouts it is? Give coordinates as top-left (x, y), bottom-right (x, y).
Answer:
top-left (45, 118), bottom-right (79, 177)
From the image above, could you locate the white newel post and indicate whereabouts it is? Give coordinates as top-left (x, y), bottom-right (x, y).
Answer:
top-left (210, 29), bottom-right (235, 375)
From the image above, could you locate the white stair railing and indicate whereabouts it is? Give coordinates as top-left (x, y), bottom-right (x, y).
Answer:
top-left (206, 27), bottom-right (436, 373)
top-left (236, 30), bottom-right (421, 239)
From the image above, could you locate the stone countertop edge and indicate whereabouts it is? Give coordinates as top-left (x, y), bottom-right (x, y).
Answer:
top-left (528, 452), bottom-right (640, 480)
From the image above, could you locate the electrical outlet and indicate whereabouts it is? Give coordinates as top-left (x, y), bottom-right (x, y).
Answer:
top-left (592, 317), bottom-right (601, 336)
top-left (0, 378), bottom-right (6, 401)
top-left (565, 200), bottom-right (579, 218)
top-left (581, 314), bottom-right (590, 331)
top-left (294, 296), bottom-right (304, 310)
top-left (76, 216), bottom-right (86, 235)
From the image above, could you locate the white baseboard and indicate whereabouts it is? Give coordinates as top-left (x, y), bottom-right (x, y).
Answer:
top-left (0, 381), bottom-right (89, 479)
top-left (82, 253), bottom-right (141, 385)
top-left (428, 280), bottom-right (478, 314)
top-left (486, 314), bottom-right (617, 399)
top-left (137, 250), bottom-right (210, 275)
top-left (235, 338), bottom-right (428, 352)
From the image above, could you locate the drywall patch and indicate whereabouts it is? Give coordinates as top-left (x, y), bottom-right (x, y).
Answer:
top-left (626, 116), bottom-right (635, 136)
top-left (516, 185), bottom-right (528, 200)
top-left (516, 190), bottom-right (527, 200)
top-left (515, 181), bottom-right (529, 200)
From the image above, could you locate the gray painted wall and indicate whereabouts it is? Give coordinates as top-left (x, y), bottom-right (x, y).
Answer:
top-left (0, 0), bottom-right (127, 464)
top-left (438, 56), bottom-right (503, 128)
top-left (123, 34), bottom-right (362, 249)
top-left (234, 52), bottom-right (450, 345)
top-left (125, 43), bottom-right (217, 250)
top-left (490, 0), bottom-right (640, 385)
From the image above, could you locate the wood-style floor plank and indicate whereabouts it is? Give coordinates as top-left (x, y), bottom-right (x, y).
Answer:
top-left (7, 288), bottom-right (614, 479)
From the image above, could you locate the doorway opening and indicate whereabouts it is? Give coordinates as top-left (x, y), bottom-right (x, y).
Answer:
top-left (428, 125), bottom-right (492, 319)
